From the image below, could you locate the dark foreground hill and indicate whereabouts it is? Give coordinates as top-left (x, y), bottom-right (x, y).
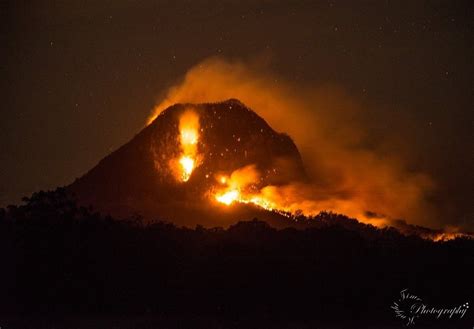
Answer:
top-left (1, 189), bottom-right (473, 329)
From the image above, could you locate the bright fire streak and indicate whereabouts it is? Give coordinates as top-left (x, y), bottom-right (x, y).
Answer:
top-left (179, 156), bottom-right (195, 182)
top-left (213, 165), bottom-right (287, 216)
top-left (215, 189), bottom-right (240, 205)
top-left (215, 190), bottom-right (278, 213)
top-left (181, 129), bottom-right (198, 145)
top-left (174, 110), bottom-right (200, 182)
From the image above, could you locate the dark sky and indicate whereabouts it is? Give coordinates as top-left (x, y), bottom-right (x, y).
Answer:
top-left (1, 1), bottom-right (473, 227)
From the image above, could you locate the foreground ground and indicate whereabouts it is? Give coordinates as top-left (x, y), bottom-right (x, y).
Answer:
top-left (1, 190), bottom-right (472, 328)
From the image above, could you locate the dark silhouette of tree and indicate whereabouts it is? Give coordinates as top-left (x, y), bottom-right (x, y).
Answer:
top-left (0, 188), bottom-right (472, 328)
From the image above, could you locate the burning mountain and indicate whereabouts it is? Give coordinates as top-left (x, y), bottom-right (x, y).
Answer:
top-left (68, 99), bottom-right (307, 227)
top-left (68, 99), bottom-right (470, 240)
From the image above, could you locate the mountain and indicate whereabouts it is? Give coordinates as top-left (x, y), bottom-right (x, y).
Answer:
top-left (68, 99), bottom-right (307, 227)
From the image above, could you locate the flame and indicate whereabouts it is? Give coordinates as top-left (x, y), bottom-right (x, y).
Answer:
top-left (429, 232), bottom-right (471, 241)
top-left (181, 127), bottom-right (198, 146)
top-left (216, 189), bottom-right (240, 205)
top-left (215, 188), bottom-right (279, 213)
top-left (179, 156), bottom-right (195, 182)
top-left (214, 165), bottom-right (281, 213)
top-left (174, 110), bottom-right (200, 182)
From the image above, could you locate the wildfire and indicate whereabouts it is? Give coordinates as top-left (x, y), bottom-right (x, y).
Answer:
top-left (214, 165), bottom-right (280, 213)
top-left (213, 172), bottom-right (472, 241)
top-left (215, 188), bottom-right (278, 212)
top-left (216, 189), bottom-right (240, 205)
top-left (166, 109), bottom-right (467, 242)
top-left (174, 110), bottom-right (200, 182)
top-left (179, 156), bottom-right (195, 182)
top-left (430, 232), bottom-right (470, 242)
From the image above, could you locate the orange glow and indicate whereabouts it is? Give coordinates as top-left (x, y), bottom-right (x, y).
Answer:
top-left (214, 165), bottom-right (280, 213)
top-left (174, 110), bottom-right (200, 182)
top-left (215, 188), bottom-right (278, 212)
top-left (430, 232), bottom-right (469, 242)
top-left (216, 189), bottom-right (240, 205)
top-left (179, 156), bottom-right (195, 182)
top-left (180, 127), bottom-right (198, 146)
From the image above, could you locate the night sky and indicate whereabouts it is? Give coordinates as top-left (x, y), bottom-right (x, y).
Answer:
top-left (2, 1), bottom-right (473, 228)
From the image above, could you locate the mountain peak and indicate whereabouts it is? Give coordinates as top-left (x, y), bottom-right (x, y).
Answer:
top-left (68, 99), bottom-right (307, 227)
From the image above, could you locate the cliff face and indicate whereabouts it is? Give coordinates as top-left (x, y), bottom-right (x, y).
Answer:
top-left (68, 99), bottom-right (307, 227)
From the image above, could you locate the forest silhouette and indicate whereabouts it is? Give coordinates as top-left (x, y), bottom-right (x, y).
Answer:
top-left (1, 188), bottom-right (473, 328)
